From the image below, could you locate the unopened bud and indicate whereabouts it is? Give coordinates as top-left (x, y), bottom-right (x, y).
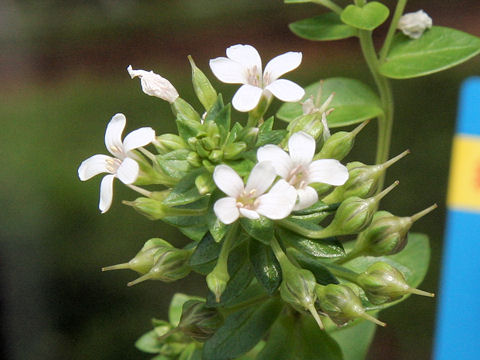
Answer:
top-left (127, 246), bottom-right (192, 286)
top-left (287, 112), bottom-right (324, 141)
top-left (355, 204), bottom-right (437, 256)
top-left (102, 238), bottom-right (172, 274)
top-left (123, 196), bottom-right (169, 220)
top-left (315, 120), bottom-right (370, 161)
top-left (322, 181), bottom-right (399, 237)
top-left (178, 300), bottom-right (223, 341)
top-left (223, 142), bottom-right (247, 160)
top-left (154, 134), bottom-right (188, 154)
top-left (127, 65), bottom-right (179, 103)
top-left (187, 152), bottom-right (202, 167)
top-left (208, 149), bottom-right (223, 163)
top-left (206, 265), bottom-right (229, 303)
top-left (195, 172), bottom-right (215, 195)
top-left (398, 10), bottom-right (432, 39)
top-left (316, 284), bottom-right (386, 326)
top-left (188, 55), bottom-right (217, 111)
top-left (357, 262), bottom-right (434, 304)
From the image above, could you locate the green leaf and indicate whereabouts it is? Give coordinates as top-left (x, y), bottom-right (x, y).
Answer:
top-left (135, 329), bottom-right (164, 354)
top-left (277, 220), bottom-right (344, 258)
top-left (176, 117), bottom-right (203, 142)
top-left (168, 293), bottom-right (204, 327)
top-left (249, 240), bottom-right (282, 294)
top-left (258, 313), bottom-right (343, 360)
top-left (162, 197), bottom-right (209, 228)
top-left (277, 78), bottom-right (383, 126)
top-left (189, 232), bottom-right (222, 274)
top-left (343, 232), bottom-right (430, 310)
top-left (163, 169), bottom-right (206, 206)
top-left (287, 247), bottom-right (339, 285)
top-left (179, 343), bottom-right (202, 360)
top-left (379, 26), bottom-right (480, 79)
top-left (179, 225), bottom-right (208, 242)
top-left (240, 217), bottom-right (274, 245)
top-left (203, 297), bottom-right (283, 360)
top-left (340, 2), bottom-right (390, 31)
top-left (290, 13), bottom-right (357, 41)
top-left (329, 320), bottom-right (376, 360)
top-left (156, 149), bottom-right (191, 179)
top-left (256, 129), bottom-right (287, 147)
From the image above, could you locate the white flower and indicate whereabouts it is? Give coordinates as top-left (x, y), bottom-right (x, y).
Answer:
top-left (257, 132), bottom-right (348, 211)
top-left (397, 10), bottom-right (432, 39)
top-left (127, 65), bottom-right (179, 103)
top-left (78, 113), bottom-right (156, 213)
top-left (209, 44), bottom-right (305, 112)
top-left (213, 162), bottom-right (297, 224)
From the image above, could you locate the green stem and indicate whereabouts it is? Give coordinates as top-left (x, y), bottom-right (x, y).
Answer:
top-left (322, 263), bottom-right (360, 283)
top-left (216, 222), bottom-right (240, 272)
top-left (247, 95), bottom-right (271, 127)
top-left (379, 0), bottom-right (408, 62)
top-left (222, 294), bottom-right (273, 315)
top-left (311, 0), bottom-right (343, 14)
top-left (277, 219), bottom-right (331, 239)
top-left (334, 246), bottom-right (366, 265)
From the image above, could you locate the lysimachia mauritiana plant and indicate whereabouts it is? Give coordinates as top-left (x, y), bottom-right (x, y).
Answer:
top-left (78, 0), bottom-right (480, 359)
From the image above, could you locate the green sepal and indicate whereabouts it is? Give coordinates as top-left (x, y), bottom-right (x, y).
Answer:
top-left (256, 116), bottom-right (287, 147)
top-left (240, 216), bottom-right (274, 245)
top-left (172, 97), bottom-right (202, 123)
top-left (169, 293), bottom-right (204, 327)
top-left (206, 96), bottom-right (231, 142)
top-left (277, 220), bottom-right (344, 258)
top-left (135, 329), bottom-right (166, 354)
top-left (226, 122), bottom-right (244, 144)
top-left (179, 343), bottom-right (202, 360)
top-left (163, 169), bottom-right (207, 206)
top-left (379, 26), bottom-right (480, 79)
top-left (257, 313), bottom-right (343, 360)
top-left (189, 55), bottom-right (217, 112)
top-left (203, 297), bottom-right (283, 360)
top-left (249, 240), bottom-right (282, 295)
top-left (287, 247), bottom-right (339, 285)
top-left (277, 78), bottom-right (383, 126)
top-left (340, 2), bottom-right (390, 31)
top-left (290, 13), bottom-right (357, 41)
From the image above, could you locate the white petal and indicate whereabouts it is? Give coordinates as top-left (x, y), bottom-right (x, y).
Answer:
top-left (214, 197), bottom-right (240, 224)
top-left (256, 180), bottom-right (297, 219)
top-left (239, 208), bottom-right (260, 220)
top-left (232, 84), bottom-right (264, 112)
top-left (245, 161), bottom-right (276, 195)
top-left (209, 57), bottom-right (247, 84)
top-left (257, 145), bottom-right (293, 179)
top-left (123, 127), bottom-right (156, 153)
top-left (116, 157), bottom-right (139, 184)
top-left (78, 154), bottom-right (112, 180)
top-left (288, 132), bottom-right (316, 165)
top-left (264, 51), bottom-right (302, 83)
top-left (105, 113), bottom-right (126, 157)
top-left (308, 159), bottom-right (349, 186)
top-left (294, 186), bottom-right (318, 211)
top-left (99, 174), bottom-right (115, 213)
top-left (265, 79), bottom-right (305, 102)
top-left (128, 66), bottom-right (178, 102)
top-left (226, 44), bottom-right (262, 72)
top-left (213, 165), bottom-right (244, 198)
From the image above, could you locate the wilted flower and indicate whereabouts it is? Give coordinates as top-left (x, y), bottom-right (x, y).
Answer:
top-left (398, 10), bottom-right (432, 39)
top-left (127, 65), bottom-right (179, 103)
top-left (209, 44), bottom-right (305, 112)
top-left (78, 113), bottom-right (155, 213)
top-left (213, 162), bottom-right (297, 224)
top-left (257, 132), bottom-right (348, 210)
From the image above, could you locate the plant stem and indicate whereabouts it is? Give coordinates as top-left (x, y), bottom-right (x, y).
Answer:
top-left (322, 263), bottom-right (360, 283)
top-left (379, 0), bottom-right (408, 62)
top-left (335, 246), bottom-right (366, 265)
top-left (311, 0), bottom-right (343, 14)
top-left (222, 294), bottom-right (273, 315)
top-left (216, 222), bottom-right (240, 273)
top-left (277, 219), bottom-right (329, 239)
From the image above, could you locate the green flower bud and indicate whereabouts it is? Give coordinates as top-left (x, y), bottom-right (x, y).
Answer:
top-left (355, 204), bottom-right (437, 256)
top-left (357, 262), bottom-right (434, 305)
top-left (206, 265), bottom-right (229, 303)
top-left (316, 284), bottom-right (385, 326)
top-left (223, 142), bottom-right (247, 160)
top-left (206, 121), bottom-right (221, 140)
top-left (172, 97), bottom-right (202, 122)
top-left (208, 149), bottom-right (223, 163)
top-left (287, 112), bottom-right (324, 141)
top-left (102, 238), bottom-right (173, 274)
top-left (321, 181), bottom-right (399, 237)
top-left (200, 137), bottom-right (218, 152)
top-left (128, 246), bottom-right (192, 286)
top-left (195, 172), bottom-right (215, 195)
top-left (202, 159), bottom-right (215, 173)
top-left (194, 140), bottom-right (210, 158)
top-left (187, 151), bottom-right (202, 167)
top-left (154, 134), bottom-right (188, 154)
top-left (315, 120), bottom-right (370, 161)
top-left (188, 55), bottom-right (217, 111)
top-left (324, 150), bottom-right (410, 203)
top-left (178, 300), bottom-right (223, 341)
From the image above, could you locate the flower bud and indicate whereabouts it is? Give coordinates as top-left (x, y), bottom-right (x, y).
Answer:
top-left (200, 137), bottom-right (217, 152)
top-left (154, 134), bottom-right (188, 154)
top-left (123, 196), bottom-right (170, 220)
top-left (206, 265), bottom-right (229, 303)
top-left (187, 151), bottom-right (202, 167)
top-left (223, 142), bottom-right (247, 160)
top-left (357, 262), bottom-right (434, 305)
top-left (321, 181), bottom-right (399, 237)
top-left (324, 150), bottom-right (409, 203)
top-left (355, 204), bottom-right (437, 256)
top-left (315, 120), bottom-right (369, 161)
top-left (287, 112), bottom-right (324, 141)
top-left (102, 238), bottom-right (172, 274)
top-left (127, 246), bottom-right (192, 286)
top-left (188, 55), bottom-right (217, 111)
top-left (195, 172), bottom-right (215, 195)
top-left (127, 65), bottom-right (179, 103)
top-left (178, 300), bottom-right (223, 341)
top-left (208, 149), bottom-right (223, 163)
top-left (398, 10), bottom-right (432, 39)
top-left (316, 284), bottom-right (385, 326)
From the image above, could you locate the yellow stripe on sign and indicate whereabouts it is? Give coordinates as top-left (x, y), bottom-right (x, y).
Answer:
top-left (447, 135), bottom-right (480, 211)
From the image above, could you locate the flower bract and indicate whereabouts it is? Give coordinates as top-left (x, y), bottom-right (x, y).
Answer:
top-left (209, 44), bottom-right (305, 112)
top-left (257, 132), bottom-right (348, 210)
top-left (78, 113), bottom-right (155, 213)
top-left (213, 162), bottom-right (297, 224)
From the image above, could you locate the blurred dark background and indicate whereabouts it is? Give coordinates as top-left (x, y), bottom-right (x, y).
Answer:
top-left (0, 0), bottom-right (479, 359)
